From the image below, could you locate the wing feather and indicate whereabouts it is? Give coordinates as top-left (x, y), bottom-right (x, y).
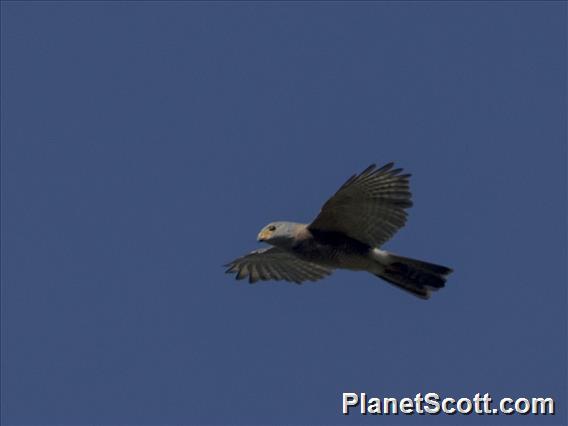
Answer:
top-left (225, 247), bottom-right (333, 284)
top-left (308, 163), bottom-right (413, 247)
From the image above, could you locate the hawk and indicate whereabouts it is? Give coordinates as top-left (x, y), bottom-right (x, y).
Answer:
top-left (225, 163), bottom-right (452, 299)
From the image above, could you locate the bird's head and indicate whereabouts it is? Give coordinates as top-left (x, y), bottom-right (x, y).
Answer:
top-left (257, 222), bottom-right (299, 248)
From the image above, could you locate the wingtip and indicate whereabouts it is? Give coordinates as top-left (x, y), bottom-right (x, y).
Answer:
top-left (376, 162), bottom-right (395, 173)
top-left (363, 163), bottom-right (377, 172)
top-left (441, 267), bottom-right (454, 279)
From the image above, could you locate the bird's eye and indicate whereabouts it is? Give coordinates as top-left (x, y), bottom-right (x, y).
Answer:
top-left (268, 225), bottom-right (276, 232)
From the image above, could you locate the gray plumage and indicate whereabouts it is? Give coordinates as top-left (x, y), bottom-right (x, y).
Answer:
top-left (225, 163), bottom-right (453, 299)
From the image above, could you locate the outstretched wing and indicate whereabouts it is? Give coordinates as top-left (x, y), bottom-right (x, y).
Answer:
top-left (308, 163), bottom-right (412, 248)
top-left (224, 247), bottom-right (333, 284)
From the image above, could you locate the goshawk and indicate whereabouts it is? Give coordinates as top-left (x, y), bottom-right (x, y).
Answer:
top-left (225, 163), bottom-right (452, 299)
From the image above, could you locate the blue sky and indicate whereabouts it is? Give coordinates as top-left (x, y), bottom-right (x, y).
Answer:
top-left (1, 2), bottom-right (566, 425)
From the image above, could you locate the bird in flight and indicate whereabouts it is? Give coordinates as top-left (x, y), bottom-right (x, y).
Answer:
top-left (225, 163), bottom-right (452, 299)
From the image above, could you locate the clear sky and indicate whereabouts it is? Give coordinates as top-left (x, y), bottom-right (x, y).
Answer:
top-left (1, 2), bottom-right (566, 425)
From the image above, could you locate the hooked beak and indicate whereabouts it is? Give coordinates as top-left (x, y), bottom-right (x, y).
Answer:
top-left (257, 229), bottom-right (271, 242)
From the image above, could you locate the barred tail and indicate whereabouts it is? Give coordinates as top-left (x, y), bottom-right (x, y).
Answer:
top-left (374, 252), bottom-right (453, 300)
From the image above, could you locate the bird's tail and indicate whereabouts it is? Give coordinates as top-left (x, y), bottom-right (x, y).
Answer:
top-left (373, 251), bottom-right (453, 300)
